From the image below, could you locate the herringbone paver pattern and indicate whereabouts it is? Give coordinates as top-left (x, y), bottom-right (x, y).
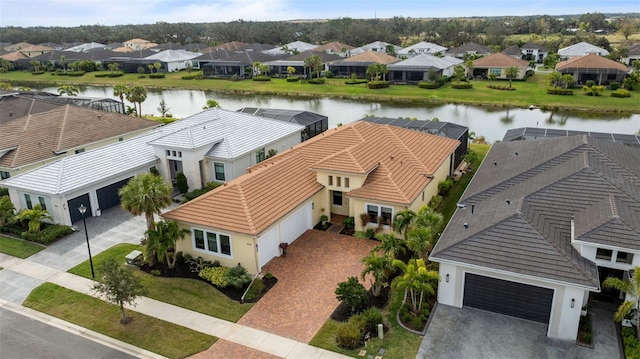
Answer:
top-left (238, 230), bottom-right (377, 343)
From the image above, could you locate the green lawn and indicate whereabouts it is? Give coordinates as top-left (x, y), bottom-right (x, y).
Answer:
top-left (310, 288), bottom-right (423, 358)
top-left (0, 235), bottom-right (45, 258)
top-left (68, 243), bottom-right (253, 322)
top-left (1, 70), bottom-right (638, 113)
top-left (23, 283), bottom-right (216, 359)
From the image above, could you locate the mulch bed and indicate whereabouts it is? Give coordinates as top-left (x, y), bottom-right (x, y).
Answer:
top-left (313, 221), bottom-right (331, 231)
top-left (139, 259), bottom-right (277, 303)
top-left (330, 287), bottom-right (391, 322)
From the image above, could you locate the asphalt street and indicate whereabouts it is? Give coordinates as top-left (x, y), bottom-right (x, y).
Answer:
top-left (0, 307), bottom-right (136, 359)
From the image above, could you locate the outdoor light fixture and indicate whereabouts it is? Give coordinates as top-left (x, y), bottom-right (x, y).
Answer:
top-left (571, 298), bottom-right (575, 308)
top-left (446, 274), bottom-right (450, 282)
top-left (79, 204), bottom-right (95, 278)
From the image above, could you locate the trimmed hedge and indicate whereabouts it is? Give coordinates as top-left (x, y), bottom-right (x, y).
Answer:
top-left (149, 73), bottom-right (166, 79)
top-left (345, 79), bottom-right (368, 85)
top-left (20, 224), bottom-right (73, 245)
top-left (611, 89), bottom-right (631, 98)
top-left (198, 266), bottom-right (229, 288)
top-left (451, 83), bottom-right (473, 89)
top-left (309, 78), bottom-right (326, 84)
top-left (94, 72), bottom-right (108, 78)
top-left (31, 71), bottom-right (45, 75)
top-left (183, 182), bottom-right (222, 202)
top-left (252, 76), bottom-right (271, 81)
top-left (286, 76), bottom-right (300, 82)
top-left (107, 72), bottom-right (124, 77)
top-left (418, 81), bottom-right (442, 89)
top-left (547, 87), bottom-right (574, 95)
top-left (367, 80), bottom-right (389, 89)
top-left (487, 84), bottom-right (516, 91)
top-left (66, 71), bottom-right (85, 77)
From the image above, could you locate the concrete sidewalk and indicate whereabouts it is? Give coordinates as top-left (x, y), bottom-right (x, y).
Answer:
top-left (0, 254), bottom-right (349, 359)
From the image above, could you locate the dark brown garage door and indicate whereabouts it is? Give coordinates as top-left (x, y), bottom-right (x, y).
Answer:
top-left (463, 273), bottom-right (553, 324)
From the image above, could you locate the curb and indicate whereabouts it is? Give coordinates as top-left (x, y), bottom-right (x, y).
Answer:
top-left (0, 299), bottom-right (167, 359)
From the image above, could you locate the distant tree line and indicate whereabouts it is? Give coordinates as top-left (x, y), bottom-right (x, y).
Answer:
top-left (1, 13), bottom-right (637, 50)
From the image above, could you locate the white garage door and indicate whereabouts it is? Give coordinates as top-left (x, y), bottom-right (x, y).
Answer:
top-left (258, 226), bottom-right (279, 269)
top-left (280, 202), bottom-right (312, 244)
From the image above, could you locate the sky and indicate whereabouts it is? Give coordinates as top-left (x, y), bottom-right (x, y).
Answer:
top-left (1, 0), bottom-right (638, 28)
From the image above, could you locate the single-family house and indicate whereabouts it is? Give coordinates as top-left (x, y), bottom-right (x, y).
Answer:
top-left (237, 108), bottom-right (328, 140)
top-left (555, 54), bottom-right (628, 85)
top-left (350, 41), bottom-right (402, 56)
top-left (263, 41), bottom-right (318, 55)
top-left (622, 43), bottom-right (640, 67)
top-left (144, 49), bottom-right (203, 72)
top-left (162, 121), bottom-right (460, 274)
top-left (520, 42), bottom-right (549, 62)
top-left (263, 51), bottom-right (341, 77)
top-left (558, 42), bottom-right (610, 59)
top-left (201, 51), bottom-right (287, 78)
top-left (204, 41), bottom-right (249, 52)
top-left (314, 42), bottom-right (355, 57)
top-left (0, 96), bottom-right (158, 180)
top-left (1, 108), bottom-right (304, 225)
top-left (431, 134), bottom-right (640, 341)
top-left (65, 42), bottom-right (107, 52)
top-left (123, 38), bottom-right (157, 51)
top-left (388, 54), bottom-right (463, 83)
top-left (328, 51), bottom-right (400, 78)
top-left (503, 127), bottom-right (640, 146)
top-left (471, 53), bottom-right (529, 79)
top-left (446, 42), bottom-right (493, 59)
top-left (397, 41), bottom-right (447, 58)
top-left (502, 45), bottom-right (521, 59)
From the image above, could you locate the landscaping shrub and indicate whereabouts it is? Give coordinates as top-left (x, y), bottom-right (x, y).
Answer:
top-left (438, 178), bottom-right (454, 195)
top-left (451, 83), bottom-right (473, 89)
top-left (345, 78), bottom-right (368, 85)
top-left (54, 69), bottom-right (67, 75)
top-left (107, 72), bottom-right (124, 78)
top-left (243, 279), bottom-right (264, 302)
top-left (622, 327), bottom-right (640, 359)
top-left (20, 224), bottom-right (73, 245)
top-left (224, 264), bottom-right (252, 289)
top-left (612, 89), bottom-right (631, 98)
top-left (176, 172), bottom-right (188, 194)
top-left (335, 322), bottom-right (362, 349)
top-left (309, 78), bottom-right (326, 84)
top-left (325, 70), bottom-right (334, 78)
top-left (610, 81), bottom-right (621, 90)
top-left (342, 216), bottom-right (355, 230)
top-left (0, 187), bottom-right (8, 196)
top-left (360, 307), bottom-right (385, 335)
top-left (66, 71), bottom-right (85, 77)
top-left (183, 182), bottom-right (222, 202)
top-left (198, 266), bottom-right (229, 287)
top-left (585, 80), bottom-right (596, 88)
top-left (149, 73), bottom-right (166, 79)
top-left (94, 72), bottom-right (109, 78)
top-left (428, 195), bottom-right (443, 210)
top-left (184, 253), bottom-right (219, 272)
top-left (487, 84), bottom-right (516, 91)
top-left (31, 71), bottom-right (45, 75)
top-left (286, 76), bottom-right (300, 82)
top-left (546, 87), bottom-right (574, 95)
top-left (418, 81), bottom-right (442, 89)
top-left (582, 85), bottom-right (605, 96)
top-left (367, 80), bottom-right (389, 89)
top-left (252, 76), bottom-right (271, 81)
top-left (335, 277), bottom-right (368, 314)
top-left (181, 72), bottom-right (203, 80)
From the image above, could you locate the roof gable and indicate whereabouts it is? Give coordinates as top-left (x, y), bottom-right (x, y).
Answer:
top-left (556, 54), bottom-right (628, 72)
top-left (473, 52), bottom-right (528, 68)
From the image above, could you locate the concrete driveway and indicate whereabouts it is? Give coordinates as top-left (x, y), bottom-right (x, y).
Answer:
top-left (417, 303), bottom-right (622, 359)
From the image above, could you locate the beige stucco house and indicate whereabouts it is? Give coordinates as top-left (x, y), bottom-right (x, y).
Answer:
top-left (163, 121), bottom-right (459, 274)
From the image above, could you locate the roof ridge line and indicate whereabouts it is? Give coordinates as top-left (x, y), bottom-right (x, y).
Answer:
top-left (236, 183), bottom-right (257, 234)
top-left (56, 105), bottom-right (69, 152)
top-left (609, 194), bottom-right (619, 217)
top-left (387, 125), bottom-right (432, 174)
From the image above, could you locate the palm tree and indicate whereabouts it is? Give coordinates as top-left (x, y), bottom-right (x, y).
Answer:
top-left (560, 74), bottom-right (574, 89)
top-left (125, 85), bottom-right (147, 117)
top-left (0, 196), bottom-right (16, 227)
top-left (505, 66), bottom-right (520, 88)
top-left (405, 226), bottom-right (436, 260)
top-left (603, 267), bottom-right (640, 339)
top-left (414, 206), bottom-right (443, 230)
top-left (58, 84), bottom-right (79, 96)
top-left (119, 173), bottom-right (172, 231)
top-left (393, 209), bottom-right (416, 238)
top-left (0, 58), bottom-right (14, 72)
top-left (203, 99), bottom-right (220, 109)
top-left (453, 65), bottom-right (465, 84)
top-left (464, 59), bottom-right (474, 79)
top-left (392, 258), bottom-right (439, 315)
top-left (107, 62), bottom-right (120, 72)
top-left (60, 55), bottom-right (66, 72)
top-left (113, 84), bottom-right (129, 110)
top-left (30, 60), bottom-right (41, 72)
top-left (252, 61), bottom-right (262, 76)
top-left (16, 204), bottom-right (51, 232)
top-left (145, 220), bottom-right (189, 268)
top-left (379, 64), bottom-right (389, 81)
top-left (153, 62), bottom-right (162, 73)
top-left (147, 64), bottom-right (155, 74)
top-left (304, 55), bottom-right (322, 79)
top-left (374, 233), bottom-right (406, 258)
top-left (361, 252), bottom-right (394, 297)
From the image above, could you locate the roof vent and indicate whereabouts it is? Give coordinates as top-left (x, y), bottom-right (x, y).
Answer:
top-left (493, 162), bottom-right (497, 166)
top-left (9, 111), bottom-right (13, 117)
top-left (515, 152), bottom-right (518, 156)
top-left (471, 204), bottom-right (475, 214)
top-left (463, 223), bottom-right (469, 229)
top-left (98, 115), bottom-right (101, 119)
top-left (456, 203), bottom-right (467, 209)
top-left (506, 200), bottom-right (511, 205)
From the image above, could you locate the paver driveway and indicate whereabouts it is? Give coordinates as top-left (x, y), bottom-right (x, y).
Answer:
top-left (238, 229), bottom-right (378, 343)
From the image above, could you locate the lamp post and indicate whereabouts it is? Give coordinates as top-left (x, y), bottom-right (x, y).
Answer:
top-left (78, 204), bottom-right (95, 278)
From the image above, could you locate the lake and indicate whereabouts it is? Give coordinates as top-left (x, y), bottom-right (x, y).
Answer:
top-left (41, 85), bottom-right (640, 143)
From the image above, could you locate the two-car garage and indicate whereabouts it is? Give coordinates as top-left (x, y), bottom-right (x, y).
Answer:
top-left (463, 273), bottom-right (554, 324)
top-left (257, 202), bottom-right (312, 269)
top-left (66, 177), bottom-right (133, 223)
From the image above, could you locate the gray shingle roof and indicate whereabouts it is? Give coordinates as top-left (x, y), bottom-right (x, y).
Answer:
top-left (431, 135), bottom-right (640, 289)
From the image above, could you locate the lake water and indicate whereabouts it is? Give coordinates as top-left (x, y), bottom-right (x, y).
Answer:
top-left (41, 85), bottom-right (640, 143)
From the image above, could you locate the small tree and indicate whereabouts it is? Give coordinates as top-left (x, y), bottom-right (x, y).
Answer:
top-left (16, 204), bottom-right (51, 232)
top-left (361, 252), bottom-right (393, 297)
top-left (0, 196), bottom-right (15, 227)
top-left (119, 173), bottom-right (172, 231)
top-left (153, 62), bottom-right (162, 73)
top-left (92, 258), bottom-right (146, 324)
top-left (374, 233), bottom-right (406, 259)
top-left (488, 73), bottom-right (497, 85)
top-left (335, 276), bottom-right (368, 314)
top-left (392, 258), bottom-right (439, 315)
top-left (175, 171), bottom-right (189, 194)
top-left (157, 98), bottom-right (171, 118)
top-left (505, 66), bottom-right (520, 88)
top-left (453, 65), bottom-right (466, 84)
top-left (145, 220), bottom-right (189, 268)
top-left (286, 66), bottom-right (296, 77)
top-left (603, 267), bottom-right (640, 340)
top-left (147, 63), bottom-right (155, 74)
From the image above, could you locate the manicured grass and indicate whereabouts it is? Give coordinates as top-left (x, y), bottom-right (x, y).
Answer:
top-left (310, 288), bottom-right (423, 358)
top-left (1, 70), bottom-right (638, 113)
top-left (68, 243), bottom-right (253, 322)
top-left (0, 235), bottom-right (45, 258)
top-left (23, 283), bottom-right (216, 359)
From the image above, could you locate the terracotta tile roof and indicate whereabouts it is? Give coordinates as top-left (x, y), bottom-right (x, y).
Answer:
top-left (556, 54), bottom-right (628, 72)
top-left (314, 42), bottom-right (355, 53)
top-left (0, 105), bottom-right (158, 169)
top-left (207, 41), bottom-right (249, 52)
top-left (0, 51), bottom-right (28, 61)
top-left (473, 52), bottom-right (528, 68)
top-left (342, 51), bottom-right (400, 64)
top-left (163, 121), bottom-right (459, 235)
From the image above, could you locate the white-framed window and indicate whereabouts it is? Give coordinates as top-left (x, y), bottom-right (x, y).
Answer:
top-left (38, 196), bottom-right (47, 210)
top-left (595, 248), bottom-right (613, 261)
top-left (490, 68), bottom-right (501, 76)
top-left (24, 194), bottom-right (33, 209)
top-left (214, 162), bottom-right (225, 181)
top-left (75, 148), bottom-right (85, 154)
top-left (366, 204), bottom-right (393, 226)
top-left (0, 171), bottom-right (10, 180)
top-left (192, 228), bottom-right (232, 258)
top-left (617, 251), bottom-right (634, 264)
top-left (256, 148), bottom-right (266, 163)
top-left (333, 191), bottom-right (343, 206)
